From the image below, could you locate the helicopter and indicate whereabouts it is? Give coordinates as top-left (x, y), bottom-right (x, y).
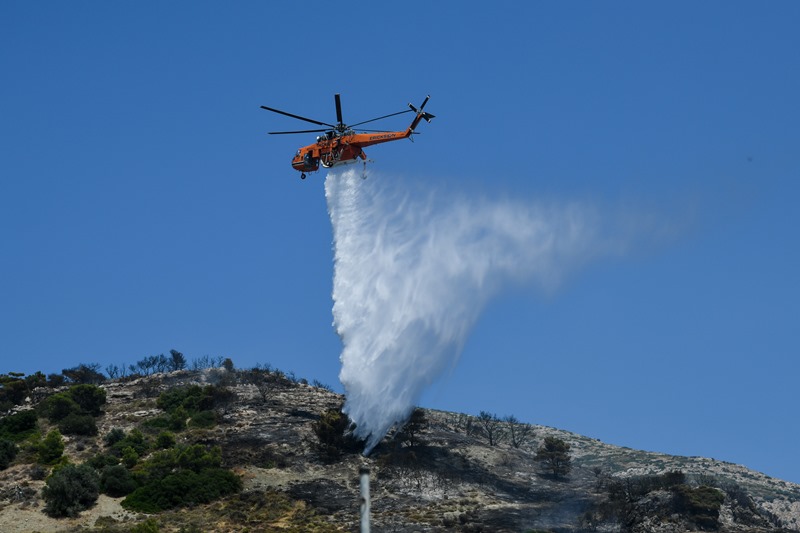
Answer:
top-left (261, 94), bottom-right (434, 179)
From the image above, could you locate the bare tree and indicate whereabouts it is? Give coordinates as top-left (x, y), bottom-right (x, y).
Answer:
top-left (244, 368), bottom-right (276, 404)
top-left (477, 411), bottom-right (504, 446)
top-left (503, 415), bottom-right (533, 448)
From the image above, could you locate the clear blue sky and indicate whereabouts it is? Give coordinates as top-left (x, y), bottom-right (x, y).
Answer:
top-left (2, 2), bottom-right (798, 483)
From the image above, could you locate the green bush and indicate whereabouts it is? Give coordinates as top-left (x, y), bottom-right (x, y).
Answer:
top-left (104, 427), bottom-right (125, 447)
top-left (38, 429), bottom-right (65, 465)
top-left (156, 385), bottom-right (213, 414)
top-left (131, 518), bottom-right (161, 533)
top-left (155, 431), bottom-right (176, 449)
top-left (121, 444), bottom-right (240, 513)
top-left (122, 446), bottom-right (139, 468)
top-left (0, 409), bottom-right (37, 441)
top-left (100, 464), bottom-right (137, 497)
top-left (123, 468), bottom-right (241, 513)
top-left (110, 428), bottom-right (150, 457)
top-left (0, 439), bottom-right (18, 469)
top-left (154, 385), bottom-right (229, 430)
top-left (67, 384), bottom-right (106, 416)
top-left (0, 376), bottom-right (28, 406)
top-left (42, 463), bottom-right (100, 517)
top-left (40, 393), bottom-right (81, 422)
top-left (58, 413), bottom-right (98, 436)
top-left (188, 410), bottom-right (216, 428)
top-left (86, 452), bottom-right (119, 471)
top-left (312, 408), bottom-right (361, 461)
top-left (673, 485), bottom-right (725, 530)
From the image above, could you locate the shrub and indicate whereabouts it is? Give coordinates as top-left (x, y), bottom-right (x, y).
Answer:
top-left (42, 463), bottom-right (100, 517)
top-left (188, 410), bottom-right (216, 428)
top-left (100, 464), bottom-right (137, 497)
top-left (38, 429), bottom-right (65, 465)
top-left (67, 384), bottom-right (106, 416)
top-left (123, 468), bottom-right (241, 513)
top-left (673, 484), bottom-right (725, 530)
top-left (58, 413), bottom-right (98, 436)
top-left (0, 376), bottom-right (28, 406)
top-left (110, 428), bottom-right (150, 458)
top-left (29, 464), bottom-right (48, 480)
top-left (0, 439), bottom-right (18, 469)
top-left (155, 431), bottom-right (176, 449)
top-left (104, 427), bottom-right (125, 447)
top-left (157, 385), bottom-right (212, 414)
top-left (122, 446), bottom-right (139, 468)
top-left (40, 393), bottom-right (81, 422)
top-left (312, 408), bottom-right (361, 461)
top-left (86, 452), bottom-right (119, 471)
top-left (121, 444), bottom-right (241, 513)
top-left (0, 409), bottom-right (37, 441)
top-left (131, 518), bottom-right (161, 533)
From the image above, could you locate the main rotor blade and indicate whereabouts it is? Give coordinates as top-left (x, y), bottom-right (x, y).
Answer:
top-left (335, 94), bottom-right (343, 125)
top-left (349, 109), bottom-right (413, 128)
top-left (260, 105), bottom-right (335, 128)
top-left (268, 128), bottom-right (329, 135)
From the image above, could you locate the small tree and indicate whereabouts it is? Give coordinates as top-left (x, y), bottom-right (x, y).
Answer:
top-left (477, 411), bottom-right (504, 446)
top-left (535, 436), bottom-right (572, 478)
top-left (42, 463), bottom-right (100, 517)
top-left (38, 429), bottom-right (65, 465)
top-left (169, 349), bottom-right (186, 371)
top-left (312, 408), bottom-right (360, 461)
top-left (61, 363), bottom-right (105, 384)
top-left (397, 408), bottom-right (427, 448)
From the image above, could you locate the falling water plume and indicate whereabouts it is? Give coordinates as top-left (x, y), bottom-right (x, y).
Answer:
top-left (326, 168), bottom-right (626, 453)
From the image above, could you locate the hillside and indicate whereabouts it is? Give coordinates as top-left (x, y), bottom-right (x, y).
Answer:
top-left (1, 366), bottom-right (799, 532)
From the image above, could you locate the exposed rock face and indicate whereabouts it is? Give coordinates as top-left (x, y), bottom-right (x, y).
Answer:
top-left (1, 369), bottom-right (798, 532)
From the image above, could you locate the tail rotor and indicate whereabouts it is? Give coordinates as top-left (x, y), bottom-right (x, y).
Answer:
top-left (408, 95), bottom-right (435, 123)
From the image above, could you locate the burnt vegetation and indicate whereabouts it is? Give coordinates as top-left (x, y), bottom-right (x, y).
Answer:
top-left (0, 356), bottom-right (798, 532)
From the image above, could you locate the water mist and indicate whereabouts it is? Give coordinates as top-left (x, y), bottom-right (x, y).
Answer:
top-left (326, 168), bottom-right (625, 453)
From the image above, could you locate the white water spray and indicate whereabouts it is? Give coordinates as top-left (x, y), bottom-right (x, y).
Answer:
top-left (326, 168), bottom-right (627, 453)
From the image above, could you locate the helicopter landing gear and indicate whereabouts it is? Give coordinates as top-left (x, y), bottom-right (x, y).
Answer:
top-left (300, 173), bottom-right (306, 180)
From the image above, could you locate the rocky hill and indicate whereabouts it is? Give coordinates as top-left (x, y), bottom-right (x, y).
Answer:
top-left (1, 367), bottom-right (799, 532)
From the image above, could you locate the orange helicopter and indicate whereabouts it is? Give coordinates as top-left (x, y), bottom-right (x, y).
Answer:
top-left (261, 94), bottom-right (434, 179)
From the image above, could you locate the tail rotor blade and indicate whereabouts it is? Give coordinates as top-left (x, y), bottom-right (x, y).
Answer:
top-left (419, 95), bottom-right (430, 111)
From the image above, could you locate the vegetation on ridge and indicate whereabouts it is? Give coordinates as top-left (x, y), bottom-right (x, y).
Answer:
top-left (0, 354), bottom-right (798, 532)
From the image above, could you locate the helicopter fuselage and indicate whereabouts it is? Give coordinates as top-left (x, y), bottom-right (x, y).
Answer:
top-left (291, 129), bottom-right (412, 173)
